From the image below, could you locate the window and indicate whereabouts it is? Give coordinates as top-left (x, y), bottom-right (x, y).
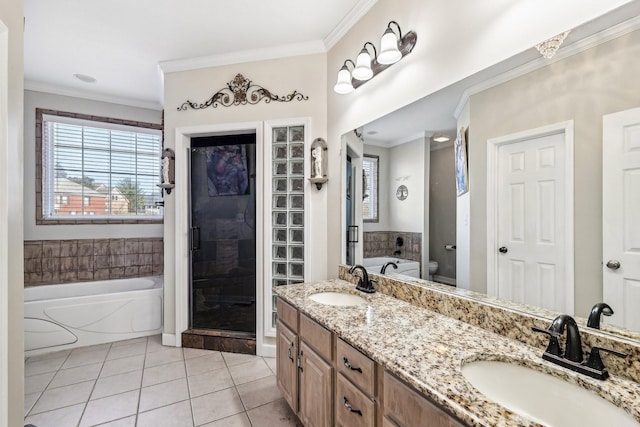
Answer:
top-left (362, 155), bottom-right (379, 222)
top-left (40, 111), bottom-right (163, 221)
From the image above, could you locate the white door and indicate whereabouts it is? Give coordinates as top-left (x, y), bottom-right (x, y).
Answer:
top-left (488, 123), bottom-right (573, 314)
top-left (603, 108), bottom-right (640, 330)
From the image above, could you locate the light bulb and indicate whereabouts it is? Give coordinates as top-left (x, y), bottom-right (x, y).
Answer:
top-left (333, 65), bottom-right (354, 94)
top-left (378, 28), bottom-right (401, 65)
top-left (352, 48), bottom-right (373, 81)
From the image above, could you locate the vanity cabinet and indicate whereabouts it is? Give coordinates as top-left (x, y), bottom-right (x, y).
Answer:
top-left (383, 371), bottom-right (465, 427)
top-left (276, 298), bottom-right (334, 427)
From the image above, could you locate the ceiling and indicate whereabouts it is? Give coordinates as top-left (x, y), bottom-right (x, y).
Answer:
top-left (23, 0), bottom-right (372, 110)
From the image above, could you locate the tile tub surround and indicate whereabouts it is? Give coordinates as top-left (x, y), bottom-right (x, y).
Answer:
top-left (274, 280), bottom-right (640, 427)
top-left (363, 231), bottom-right (422, 262)
top-left (24, 237), bottom-right (163, 286)
top-left (338, 265), bottom-right (640, 385)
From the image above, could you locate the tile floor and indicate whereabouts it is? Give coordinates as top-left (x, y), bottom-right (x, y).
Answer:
top-left (24, 335), bottom-right (301, 427)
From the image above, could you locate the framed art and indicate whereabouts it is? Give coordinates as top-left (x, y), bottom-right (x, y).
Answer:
top-left (455, 127), bottom-right (469, 196)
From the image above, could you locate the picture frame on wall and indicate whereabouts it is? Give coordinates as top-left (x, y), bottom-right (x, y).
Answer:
top-left (455, 127), bottom-right (469, 196)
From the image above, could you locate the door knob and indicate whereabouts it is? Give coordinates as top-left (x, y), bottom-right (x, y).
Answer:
top-left (606, 260), bottom-right (621, 270)
top-left (498, 246), bottom-right (508, 254)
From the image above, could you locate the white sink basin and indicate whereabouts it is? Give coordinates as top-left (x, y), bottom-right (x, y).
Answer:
top-left (461, 360), bottom-right (638, 426)
top-left (308, 292), bottom-right (367, 307)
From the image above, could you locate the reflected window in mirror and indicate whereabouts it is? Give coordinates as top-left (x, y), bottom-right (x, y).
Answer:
top-left (363, 155), bottom-right (379, 222)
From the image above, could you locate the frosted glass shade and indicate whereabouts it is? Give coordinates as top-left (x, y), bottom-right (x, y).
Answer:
top-left (352, 49), bottom-right (373, 81)
top-left (378, 28), bottom-right (402, 64)
top-left (333, 66), bottom-right (354, 94)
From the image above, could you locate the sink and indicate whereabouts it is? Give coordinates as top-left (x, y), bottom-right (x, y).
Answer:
top-left (461, 360), bottom-right (638, 426)
top-left (308, 292), bottom-right (367, 307)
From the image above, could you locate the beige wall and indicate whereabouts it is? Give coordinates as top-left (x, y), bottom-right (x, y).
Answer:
top-left (326, 0), bottom-right (632, 276)
top-left (467, 29), bottom-right (640, 315)
top-left (429, 145), bottom-right (456, 280)
top-left (163, 54), bottom-right (327, 344)
top-left (0, 0), bottom-right (24, 424)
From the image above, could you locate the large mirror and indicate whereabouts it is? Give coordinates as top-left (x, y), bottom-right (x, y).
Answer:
top-left (341, 1), bottom-right (640, 340)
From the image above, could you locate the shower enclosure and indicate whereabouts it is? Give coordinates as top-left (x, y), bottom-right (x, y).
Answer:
top-left (189, 133), bottom-right (256, 335)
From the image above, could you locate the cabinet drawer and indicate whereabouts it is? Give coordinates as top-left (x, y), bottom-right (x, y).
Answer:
top-left (336, 338), bottom-right (375, 397)
top-left (336, 373), bottom-right (375, 427)
top-left (384, 371), bottom-right (465, 427)
top-left (277, 297), bottom-right (298, 332)
top-left (299, 313), bottom-right (332, 361)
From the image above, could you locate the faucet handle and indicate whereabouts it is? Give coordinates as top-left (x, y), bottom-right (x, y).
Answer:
top-left (585, 346), bottom-right (627, 372)
top-left (532, 326), bottom-right (561, 356)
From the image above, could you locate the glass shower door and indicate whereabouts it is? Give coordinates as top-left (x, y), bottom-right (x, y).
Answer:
top-left (189, 134), bottom-right (256, 335)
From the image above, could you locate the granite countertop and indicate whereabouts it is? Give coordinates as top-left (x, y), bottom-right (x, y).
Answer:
top-left (274, 279), bottom-right (640, 427)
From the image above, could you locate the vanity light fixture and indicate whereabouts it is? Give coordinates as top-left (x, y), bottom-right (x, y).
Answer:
top-left (333, 20), bottom-right (417, 94)
top-left (378, 21), bottom-right (404, 64)
top-left (535, 30), bottom-right (571, 59)
top-left (352, 42), bottom-right (377, 81)
top-left (333, 60), bottom-right (356, 94)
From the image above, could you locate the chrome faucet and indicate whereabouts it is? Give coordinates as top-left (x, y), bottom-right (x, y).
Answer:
top-left (533, 314), bottom-right (627, 380)
top-left (380, 262), bottom-right (397, 275)
top-left (587, 302), bottom-right (614, 329)
top-left (348, 264), bottom-right (375, 294)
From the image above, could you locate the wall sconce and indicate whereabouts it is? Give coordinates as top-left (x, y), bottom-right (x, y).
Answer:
top-left (333, 20), bottom-right (417, 94)
top-left (158, 148), bottom-right (175, 195)
top-left (309, 138), bottom-right (328, 190)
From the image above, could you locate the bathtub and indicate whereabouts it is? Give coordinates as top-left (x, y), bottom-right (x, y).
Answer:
top-left (24, 276), bottom-right (163, 356)
top-left (363, 257), bottom-right (421, 278)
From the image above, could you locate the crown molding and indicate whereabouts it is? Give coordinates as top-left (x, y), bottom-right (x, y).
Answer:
top-left (453, 14), bottom-right (640, 119)
top-left (159, 40), bottom-right (326, 74)
top-left (323, 0), bottom-right (379, 50)
top-left (366, 131), bottom-right (430, 148)
top-left (24, 80), bottom-right (163, 111)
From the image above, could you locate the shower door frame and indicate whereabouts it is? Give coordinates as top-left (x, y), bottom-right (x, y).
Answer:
top-left (174, 122), bottom-right (266, 353)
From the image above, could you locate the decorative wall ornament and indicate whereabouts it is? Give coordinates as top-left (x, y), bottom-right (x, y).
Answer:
top-left (177, 73), bottom-right (309, 111)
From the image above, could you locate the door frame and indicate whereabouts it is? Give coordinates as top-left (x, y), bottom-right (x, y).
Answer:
top-left (0, 19), bottom-right (9, 425)
top-left (486, 121), bottom-right (575, 313)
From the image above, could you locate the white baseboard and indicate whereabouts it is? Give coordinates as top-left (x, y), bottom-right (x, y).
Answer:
top-left (433, 275), bottom-right (457, 286)
top-left (162, 333), bottom-right (178, 347)
top-left (260, 343), bottom-right (276, 358)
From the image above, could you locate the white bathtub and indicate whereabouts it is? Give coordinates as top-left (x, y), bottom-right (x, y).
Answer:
top-left (24, 276), bottom-right (163, 356)
top-left (363, 257), bottom-right (421, 278)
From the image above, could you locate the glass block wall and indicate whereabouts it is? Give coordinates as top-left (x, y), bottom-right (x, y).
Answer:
top-left (271, 125), bottom-right (305, 328)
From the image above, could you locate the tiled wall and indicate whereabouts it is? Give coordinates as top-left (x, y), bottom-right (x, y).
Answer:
top-left (363, 231), bottom-right (422, 262)
top-left (24, 238), bottom-right (163, 286)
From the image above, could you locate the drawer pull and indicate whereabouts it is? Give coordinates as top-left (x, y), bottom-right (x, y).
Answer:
top-left (343, 397), bottom-right (363, 416)
top-left (343, 357), bottom-right (362, 373)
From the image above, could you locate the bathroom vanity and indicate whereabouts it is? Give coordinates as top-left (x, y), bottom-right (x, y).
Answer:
top-left (274, 275), bottom-right (640, 427)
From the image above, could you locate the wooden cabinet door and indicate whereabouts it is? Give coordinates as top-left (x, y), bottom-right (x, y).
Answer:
top-left (299, 341), bottom-right (333, 427)
top-left (276, 320), bottom-right (299, 413)
top-left (384, 371), bottom-right (465, 427)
